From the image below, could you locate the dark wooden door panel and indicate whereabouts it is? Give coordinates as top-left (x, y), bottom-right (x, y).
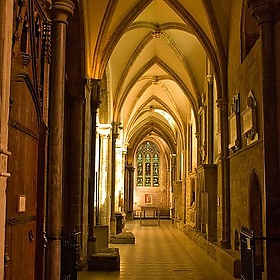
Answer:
top-left (6, 221), bottom-right (36, 280)
top-left (6, 80), bottom-right (40, 280)
top-left (6, 127), bottom-right (38, 218)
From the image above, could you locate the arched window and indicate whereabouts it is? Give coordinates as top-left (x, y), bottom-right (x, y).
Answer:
top-left (136, 141), bottom-right (160, 187)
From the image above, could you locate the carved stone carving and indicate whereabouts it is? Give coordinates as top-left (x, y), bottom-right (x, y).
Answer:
top-left (198, 92), bottom-right (207, 162)
top-left (12, 0), bottom-right (28, 58)
top-left (228, 93), bottom-right (241, 152)
top-left (42, 22), bottom-right (52, 63)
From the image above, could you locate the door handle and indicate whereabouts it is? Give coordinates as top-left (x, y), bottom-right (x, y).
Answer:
top-left (4, 251), bottom-right (10, 268)
top-left (28, 230), bottom-right (34, 243)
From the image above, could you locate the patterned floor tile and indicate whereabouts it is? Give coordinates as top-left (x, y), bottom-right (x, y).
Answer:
top-left (78, 220), bottom-right (237, 280)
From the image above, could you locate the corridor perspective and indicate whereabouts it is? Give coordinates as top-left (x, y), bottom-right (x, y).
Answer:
top-left (1, 1), bottom-right (280, 280)
top-left (78, 220), bottom-right (235, 280)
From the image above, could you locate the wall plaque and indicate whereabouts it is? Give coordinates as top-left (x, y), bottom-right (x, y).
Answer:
top-left (241, 91), bottom-right (258, 145)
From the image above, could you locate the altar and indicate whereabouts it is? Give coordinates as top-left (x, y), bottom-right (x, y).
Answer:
top-left (138, 205), bottom-right (160, 226)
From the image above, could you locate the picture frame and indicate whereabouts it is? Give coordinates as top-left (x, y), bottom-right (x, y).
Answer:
top-left (145, 193), bottom-right (152, 204)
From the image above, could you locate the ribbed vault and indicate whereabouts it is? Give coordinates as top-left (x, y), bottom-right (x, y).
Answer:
top-left (82, 0), bottom-right (231, 153)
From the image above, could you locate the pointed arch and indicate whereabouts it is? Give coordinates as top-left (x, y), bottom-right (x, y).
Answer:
top-left (95, 0), bottom-right (153, 77)
top-left (124, 95), bottom-right (184, 137)
top-left (249, 169), bottom-right (264, 277)
top-left (241, 0), bottom-right (259, 62)
top-left (128, 116), bottom-right (177, 153)
top-left (163, 0), bottom-right (223, 97)
top-left (114, 22), bottom-right (200, 99)
top-left (249, 170), bottom-right (262, 232)
top-left (114, 57), bottom-right (199, 120)
top-left (135, 140), bottom-right (161, 187)
top-left (92, 0), bottom-right (224, 100)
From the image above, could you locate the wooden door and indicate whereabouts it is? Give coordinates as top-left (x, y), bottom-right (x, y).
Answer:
top-left (5, 79), bottom-right (41, 280)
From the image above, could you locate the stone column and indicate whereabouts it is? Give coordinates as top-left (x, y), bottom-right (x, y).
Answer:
top-left (98, 125), bottom-right (111, 225)
top-left (88, 79), bottom-right (101, 256)
top-left (248, 1), bottom-right (280, 277)
top-left (126, 166), bottom-right (135, 220)
top-left (207, 74), bottom-right (214, 164)
top-left (171, 154), bottom-right (176, 186)
top-left (110, 122), bottom-right (121, 236)
top-left (217, 98), bottom-right (230, 249)
top-left (46, 1), bottom-right (74, 280)
top-left (67, 84), bottom-right (85, 232)
top-left (195, 131), bottom-right (201, 167)
top-left (0, 1), bottom-right (13, 278)
top-left (275, 2), bottom-right (280, 150)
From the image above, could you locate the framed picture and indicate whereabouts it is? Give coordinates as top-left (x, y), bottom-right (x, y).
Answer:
top-left (145, 193), bottom-right (152, 204)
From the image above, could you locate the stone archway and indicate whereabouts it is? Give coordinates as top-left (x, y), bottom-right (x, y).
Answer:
top-left (249, 171), bottom-right (263, 279)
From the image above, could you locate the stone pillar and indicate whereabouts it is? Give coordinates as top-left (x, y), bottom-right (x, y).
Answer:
top-left (88, 79), bottom-right (101, 256)
top-left (67, 85), bottom-right (85, 232)
top-left (98, 125), bottom-right (111, 225)
top-left (248, 1), bottom-right (280, 277)
top-left (207, 74), bottom-right (214, 164)
top-left (110, 122), bottom-right (121, 236)
top-left (46, 1), bottom-right (74, 279)
top-left (126, 166), bottom-right (135, 220)
top-left (217, 98), bottom-right (230, 249)
top-left (195, 131), bottom-right (201, 167)
top-left (171, 154), bottom-right (176, 185)
top-left (275, 2), bottom-right (280, 151)
top-left (0, 1), bottom-right (13, 278)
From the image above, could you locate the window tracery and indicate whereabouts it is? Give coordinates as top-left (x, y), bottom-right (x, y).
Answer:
top-left (136, 141), bottom-right (160, 187)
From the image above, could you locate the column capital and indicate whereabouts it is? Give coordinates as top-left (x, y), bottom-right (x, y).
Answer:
top-left (98, 124), bottom-right (111, 138)
top-left (69, 95), bottom-right (85, 104)
top-left (247, 0), bottom-right (276, 25)
top-left (126, 166), bottom-right (135, 172)
top-left (195, 131), bottom-right (201, 139)
top-left (112, 122), bottom-right (122, 140)
top-left (52, 0), bottom-right (75, 23)
top-left (86, 78), bottom-right (101, 90)
top-left (216, 99), bottom-right (228, 111)
top-left (87, 79), bottom-right (102, 112)
top-left (206, 74), bottom-right (213, 84)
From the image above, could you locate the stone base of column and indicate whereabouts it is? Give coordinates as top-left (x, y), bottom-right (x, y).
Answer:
top-left (110, 217), bottom-right (116, 237)
top-left (88, 248), bottom-right (120, 271)
top-left (77, 255), bottom-right (87, 271)
top-left (87, 235), bottom-right (97, 257)
top-left (46, 239), bottom-right (61, 280)
top-left (126, 211), bottom-right (134, 220)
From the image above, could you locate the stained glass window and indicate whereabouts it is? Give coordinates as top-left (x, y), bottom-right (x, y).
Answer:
top-left (136, 141), bottom-right (160, 187)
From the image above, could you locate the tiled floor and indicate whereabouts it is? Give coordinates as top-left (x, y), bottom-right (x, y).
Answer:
top-left (78, 220), bottom-right (236, 280)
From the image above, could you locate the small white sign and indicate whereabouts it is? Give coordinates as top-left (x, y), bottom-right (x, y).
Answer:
top-left (18, 195), bottom-right (26, 213)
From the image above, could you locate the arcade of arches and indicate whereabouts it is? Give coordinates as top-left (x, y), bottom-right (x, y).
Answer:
top-left (1, 0), bottom-right (280, 279)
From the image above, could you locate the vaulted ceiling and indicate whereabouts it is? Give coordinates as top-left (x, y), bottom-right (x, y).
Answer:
top-left (82, 0), bottom-right (232, 152)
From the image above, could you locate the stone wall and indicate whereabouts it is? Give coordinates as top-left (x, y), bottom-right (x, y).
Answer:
top-left (227, 0), bottom-right (264, 250)
top-left (229, 142), bottom-right (263, 247)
